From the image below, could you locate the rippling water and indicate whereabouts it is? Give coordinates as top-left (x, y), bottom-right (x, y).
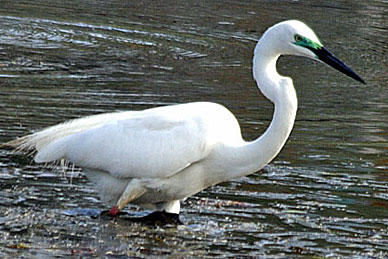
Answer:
top-left (0, 0), bottom-right (387, 257)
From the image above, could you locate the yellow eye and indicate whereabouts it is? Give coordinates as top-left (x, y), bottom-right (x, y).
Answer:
top-left (294, 35), bottom-right (303, 42)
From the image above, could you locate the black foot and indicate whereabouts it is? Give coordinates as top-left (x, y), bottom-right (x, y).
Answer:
top-left (97, 210), bottom-right (182, 225)
top-left (126, 211), bottom-right (183, 226)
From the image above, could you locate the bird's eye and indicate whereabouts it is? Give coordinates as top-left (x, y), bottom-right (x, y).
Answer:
top-left (294, 35), bottom-right (303, 42)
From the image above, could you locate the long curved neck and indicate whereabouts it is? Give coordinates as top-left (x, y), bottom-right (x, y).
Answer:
top-left (224, 42), bottom-right (298, 179)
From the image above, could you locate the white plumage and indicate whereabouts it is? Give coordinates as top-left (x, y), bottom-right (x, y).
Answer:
top-left (35, 102), bottom-right (237, 177)
top-left (7, 20), bottom-right (364, 216)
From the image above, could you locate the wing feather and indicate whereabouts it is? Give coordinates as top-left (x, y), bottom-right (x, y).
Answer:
top-left (33, 103), bottom-right (221, 179)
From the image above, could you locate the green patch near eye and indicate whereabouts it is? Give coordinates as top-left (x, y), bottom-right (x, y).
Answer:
top-left (293, 34), bottom-right (322, 50)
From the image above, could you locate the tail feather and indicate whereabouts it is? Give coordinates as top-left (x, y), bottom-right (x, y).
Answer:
top-left (4, 121), bottom-right (79, 162)
top-left (4, 111), bottom-right (129, 163)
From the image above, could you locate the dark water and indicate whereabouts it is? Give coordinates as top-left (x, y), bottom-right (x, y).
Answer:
top-left (0, 0), bottom-right (387, 257)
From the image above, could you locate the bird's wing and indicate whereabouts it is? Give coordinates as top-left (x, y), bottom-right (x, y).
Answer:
top-left (33, 104), bottom-right (215, 179)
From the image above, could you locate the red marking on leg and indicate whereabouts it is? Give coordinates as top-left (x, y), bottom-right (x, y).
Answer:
top-left (108, 206), bottom-right (119, 216)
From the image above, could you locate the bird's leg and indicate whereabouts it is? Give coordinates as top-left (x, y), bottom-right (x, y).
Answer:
top-left (130, 200), bottom-right (182, 225)
top-left (131, 211), bottom-right (182, 225)
top-left (108, 179), bottom-right (146, 216)
top-left (103, 199), bottom-right (183, 225)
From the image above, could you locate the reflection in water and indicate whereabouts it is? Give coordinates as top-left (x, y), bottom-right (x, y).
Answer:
top-left (0, 0), bottom-right (387, 257)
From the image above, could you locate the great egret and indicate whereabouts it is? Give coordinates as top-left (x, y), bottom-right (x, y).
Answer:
top-left (7, 20), bottom-right (365, 220)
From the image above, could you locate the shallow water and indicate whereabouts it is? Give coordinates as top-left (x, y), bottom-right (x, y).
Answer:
top-left (0, 0), bottom-right (387, 257)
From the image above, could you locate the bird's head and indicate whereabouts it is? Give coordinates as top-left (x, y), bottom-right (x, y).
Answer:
top-left (261, 20), bottom-right (365, 84)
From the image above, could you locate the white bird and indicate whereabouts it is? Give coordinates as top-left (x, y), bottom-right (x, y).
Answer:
top-left (7, 20), bottom-right (365, 220)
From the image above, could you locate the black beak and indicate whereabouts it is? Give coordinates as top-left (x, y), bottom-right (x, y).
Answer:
top-left (309, 47), bottom-right (366, 84)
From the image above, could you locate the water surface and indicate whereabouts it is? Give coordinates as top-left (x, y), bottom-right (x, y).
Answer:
top-left (0, 0), bottom-right (387, 257)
